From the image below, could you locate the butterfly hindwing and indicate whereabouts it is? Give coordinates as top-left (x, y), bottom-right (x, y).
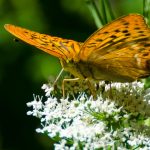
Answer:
top-left (89, 41), bottom-right (150, 81)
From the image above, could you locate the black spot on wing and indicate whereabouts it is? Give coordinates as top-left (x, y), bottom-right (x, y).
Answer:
top-left (123, 22), bottom-right (129, 26)
top-left (110, 35), bottom-right (117, 38)
top-left (140, 34), bottom-right (146, 37)
top-left (30, 33), bottom-right (37, 39)
top-left (138, 31), bottom-right (144, 33)
top-left (104, 31), bottom-right (109, 34)
top-left (142, 52), bottom-right (149, 56)
top-left (122, 30), bottom-right (128, 33)
top-left (114, 29), bottom-right (120, 33)
top-left (40, 43), bottom-right (48, 46)
top-left (24, 31), bottom-right (28, 33)
top-left (95, 39), bottom-right (103, 42)
top-left (125, 33), bottom-right (131, 36)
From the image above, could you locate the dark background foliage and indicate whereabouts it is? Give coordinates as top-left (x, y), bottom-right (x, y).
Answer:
top-left (0, 0), bottom-right (144, 149)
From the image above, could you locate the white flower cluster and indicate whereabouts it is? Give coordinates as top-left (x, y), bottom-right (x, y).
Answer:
top-left (27, 82), bottom-right (150, 149)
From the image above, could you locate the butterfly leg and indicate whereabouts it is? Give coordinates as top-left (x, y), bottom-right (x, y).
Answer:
top-left (53, 68), bottom-right (64, 86)
top-left (85, 79), bottom-right (96, 99)
top-left (62, 78), bottom-right (80, 98)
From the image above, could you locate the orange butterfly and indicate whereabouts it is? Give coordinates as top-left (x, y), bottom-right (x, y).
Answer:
top-left (4, 14), bottom-right (150, 96)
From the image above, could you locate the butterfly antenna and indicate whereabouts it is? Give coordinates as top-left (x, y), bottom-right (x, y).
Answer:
top-left (53, 68), bottom-right (64, 87)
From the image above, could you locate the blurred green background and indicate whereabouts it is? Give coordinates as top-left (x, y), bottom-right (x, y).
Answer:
top-left (0, 0), bottom-right (144, 149)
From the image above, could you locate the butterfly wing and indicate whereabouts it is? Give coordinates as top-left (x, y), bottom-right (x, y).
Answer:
top-left (79, 14), bottom-right (150, 81)
top-left (86, 41), bottom-right (150, 82)
top-left (4, 24), bottom-right (82, 60)
top-left (79, 14), bottom-right (149, 60)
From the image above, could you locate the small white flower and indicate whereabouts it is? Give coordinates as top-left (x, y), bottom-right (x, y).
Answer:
top-left (42, 84), bottom-right (54, 96)
top-left (41, 84), bottom-right (47, 90)
top-left (54, 139), bottom-right (68, 150)
top-left (36, 128), bottom-right (44, 133)
top-left (27, 82), bottom-right (150, 149)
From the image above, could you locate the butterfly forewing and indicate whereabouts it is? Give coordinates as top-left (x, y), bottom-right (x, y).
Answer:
top-left (79, 14), bottom-right (150, 61)
top-left (4, 24), bottom-right (81, 60)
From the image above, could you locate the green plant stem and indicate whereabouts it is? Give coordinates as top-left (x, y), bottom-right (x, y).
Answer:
top-left (85, 0), bottom-right (104, 28)
top-left (143, 0), bottom-right (150, 26)
top-left (85, 0), bottom-right (115, 28)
